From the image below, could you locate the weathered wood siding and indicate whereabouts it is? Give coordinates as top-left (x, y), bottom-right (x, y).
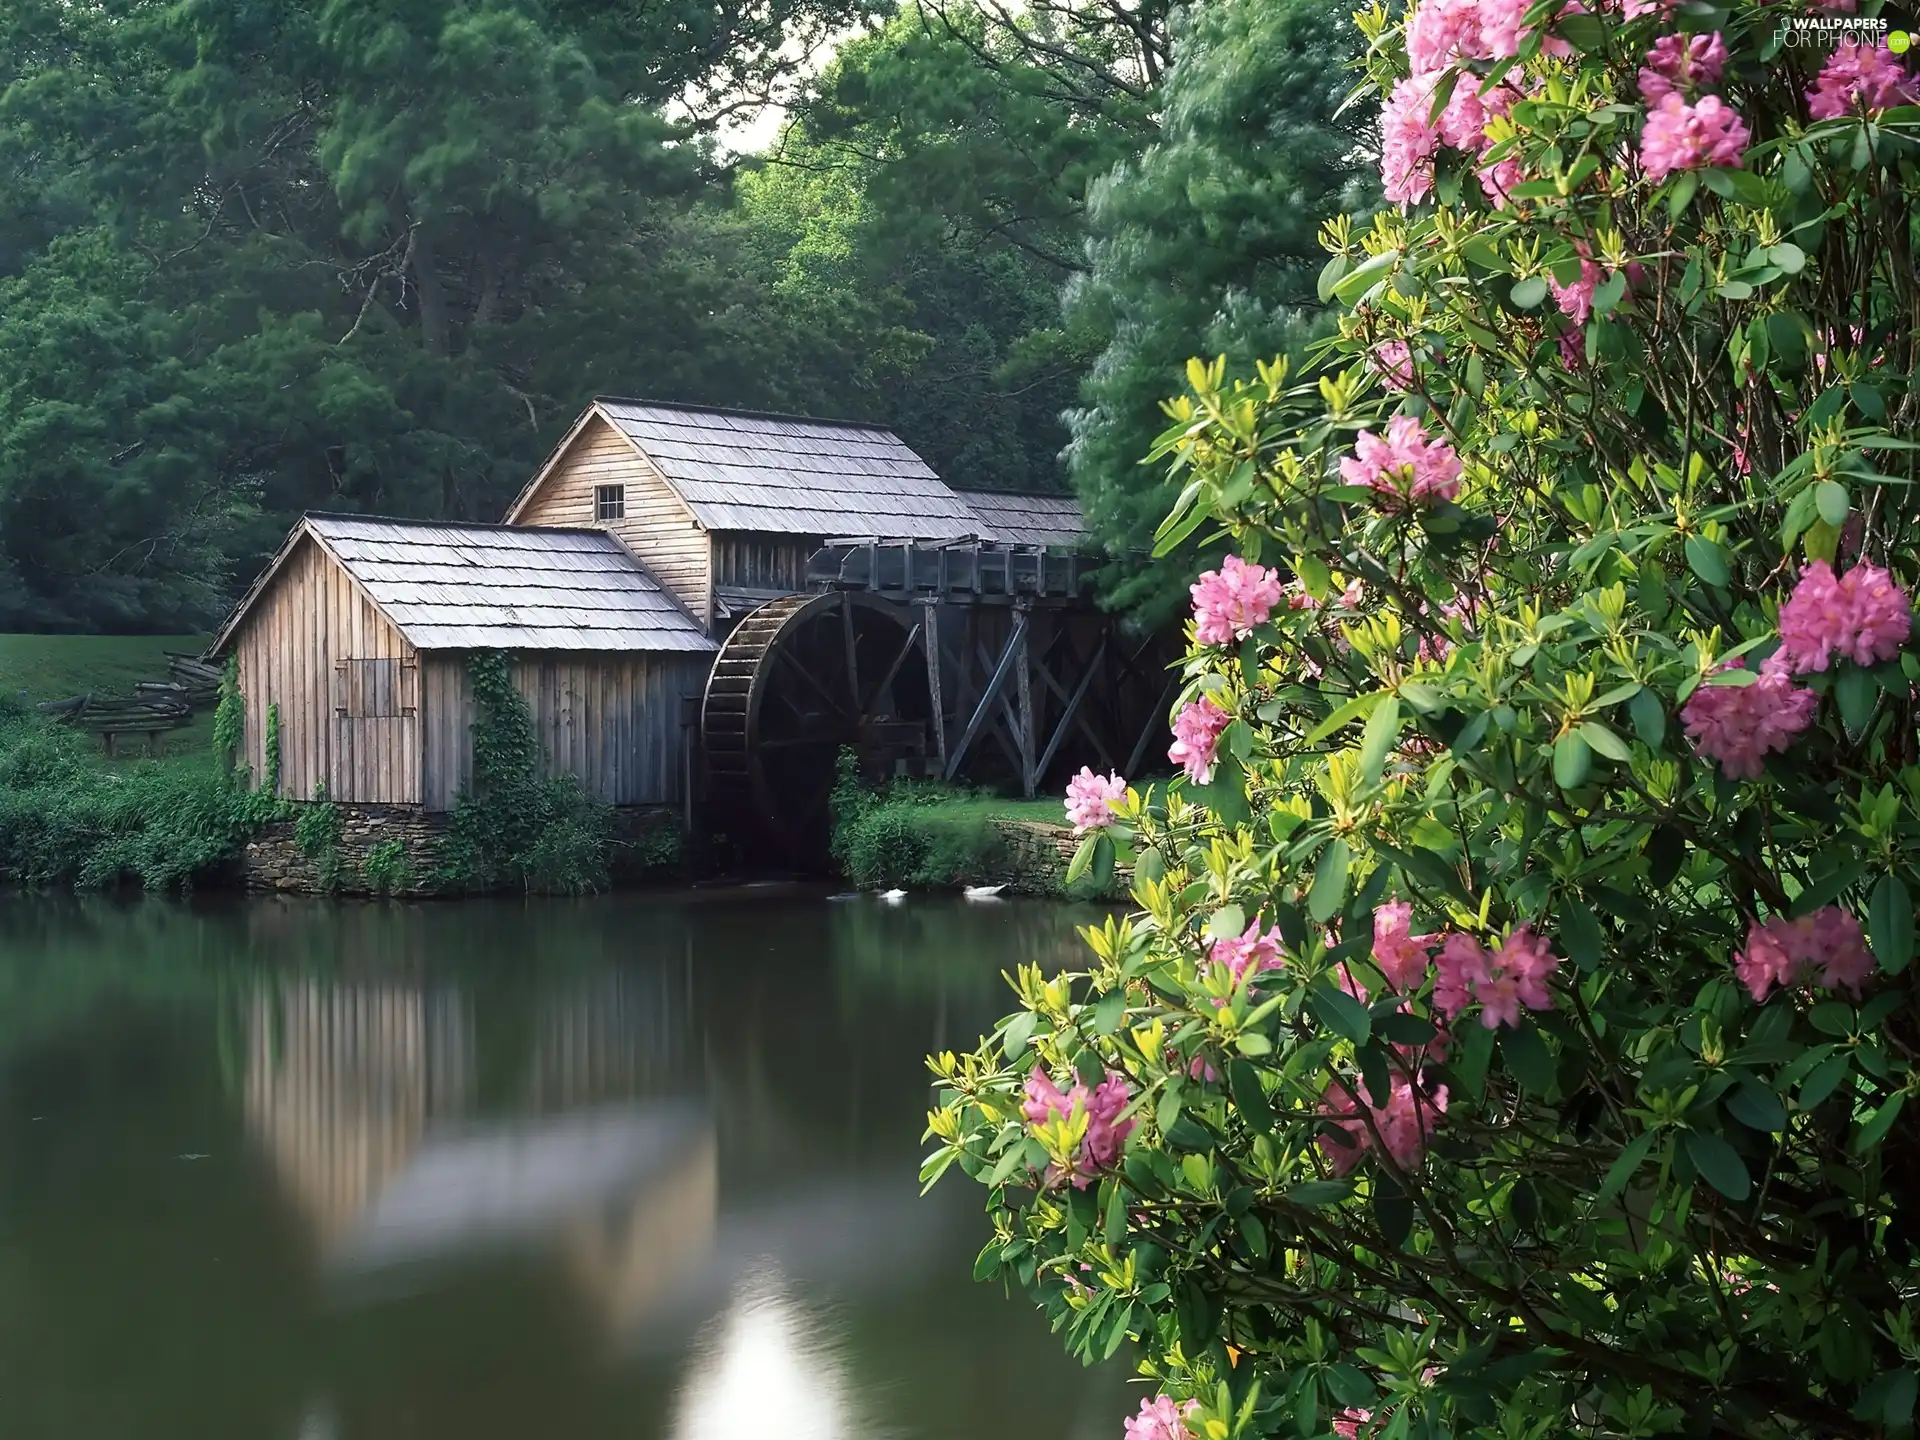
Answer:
top-left (419, 651), bottom-right (707, 811)
top-left (231, 536), bottom-right (422, 803)
top-left (516, 416), bottom-right (712, 627)
top-left (710, 533), bottom-right (816, 592)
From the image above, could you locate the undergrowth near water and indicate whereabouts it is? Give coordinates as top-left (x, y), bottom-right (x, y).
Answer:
top-left (0, 697), bottom-right (285, 890)
top-left (434, 651), bottom-right (613, 894)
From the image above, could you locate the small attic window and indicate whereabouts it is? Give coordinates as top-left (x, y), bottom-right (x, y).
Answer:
top-left (595, 484), bottom-right (625, 521)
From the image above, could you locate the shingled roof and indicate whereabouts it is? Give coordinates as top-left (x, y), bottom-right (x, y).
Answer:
top-left (210, 515), bottom-right (715, 656)
top-left (956, 490), bottom-right (1087, 548)
top-left (586, 398), bottom-right (983, 539)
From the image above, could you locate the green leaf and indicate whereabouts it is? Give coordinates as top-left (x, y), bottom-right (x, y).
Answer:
top-left (1553, 731), bottom-right (1592, 789)
top-left (1800, 1051), bottom-right (1852, 1108)
top-left (1358, 695), bottom-right (1403, 785)
top-left (1599, 1129), bottom-right (1657, 1202)
top-left (1306, 691), bottom-right (1388, 747)
top-left (1311, 980), bottom-right (1372, 1045)
top-left (1206, 904), bottom-right (1248, 941)
top-left (1373, 1184), bottom-right (1415, 1248)
top-left (1837, 666), bottom-right (1877, 734)
top-left (1308, 838), bottom-right (1351, 923)
top-left (1510, 275), bottom-right (1549, 309)
top-left (1090, 832), bottom-right (1117, 890)
top-left (1501, 1024), bottom-right (1556, 1095)
top-left (1726, 1078), bottom-right (1787, 1133)
top-left (1560, 902), bottom-right (1604, 972)
top-left (1685, 535), bottom-right (1730, 587)
top-left (1667, 170), bottom-right (1700, 221)
top-left (1066, 835), bottom-right (1095, 885)
top-left (1333, 248), bottom-right (1402, 305)
top-left (1816, 480), bottom-right (1851, 528)
top-left (1091, 988), bottom-right (1128, 1036)
top-left (1229, 1059), bottom-right (1275, 1131)
top-left (1628, 687), bottom-right (1667, 748)
top-left (1853, 1091), bottom-right (1907, 1155)
top-left (1235, 1031), bottom-right (1273, 1057)
top-left (1684, 1130), bottom-right (1752, 1200)
top-left (1870, 874), bottom-right (1913, 973)
top-left (1286, 1179), bottom-right (1356, 1208)
top-left (1317, 253), bottom-right (1352, 304)
top-left (1002, 1009), bottom-right (1038, 1060)
top-left (1577, 720), bottom-right (1632, 762)
top-left (1592, 269), bottom-right (1628, 316)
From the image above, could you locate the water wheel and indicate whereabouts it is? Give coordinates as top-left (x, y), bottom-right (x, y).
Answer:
top-left (701, 592), bottom-right (930, 860)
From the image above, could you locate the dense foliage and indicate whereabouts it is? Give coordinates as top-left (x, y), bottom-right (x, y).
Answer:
top-left (929, 4), bottom-right (1920, 1437)
top-left (0, 701), bottom-right (282, 889)
top-left (1065, 0), bottom-right (1372, 621)
top-left (434, 651), bottom-right (612, 894)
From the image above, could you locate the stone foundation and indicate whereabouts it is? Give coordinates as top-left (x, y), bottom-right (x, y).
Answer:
top-left (244, 802), bottom-right (681, 895)
top-left (989, 819), bottom-right (1130, 897)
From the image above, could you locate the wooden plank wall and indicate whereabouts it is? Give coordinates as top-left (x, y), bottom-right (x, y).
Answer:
top-left (710, 534), bottom-right (816, 592)
top-left (420, 651), bottom-right (708, 810)
top-left (515, 415), bottom-right (713, 628)
top-left (230, 536), bottom-right (422, 804)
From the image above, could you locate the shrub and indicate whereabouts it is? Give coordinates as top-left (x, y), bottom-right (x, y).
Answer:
top-left (928, 8), bottom-right (1920, 1439)
top-left (361, 838), bottom-right (413, 895)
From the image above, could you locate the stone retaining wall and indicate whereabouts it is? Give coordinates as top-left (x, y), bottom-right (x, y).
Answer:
top-left (989, 819), bottom-right (1130, 897)
top-left (244, 802), bottom-right (679, 895)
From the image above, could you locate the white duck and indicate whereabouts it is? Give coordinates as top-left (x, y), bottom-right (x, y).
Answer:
top-left (962, 884), bottom-right (1008, 901)
top-left (878, 888), bottom-right (908, 903)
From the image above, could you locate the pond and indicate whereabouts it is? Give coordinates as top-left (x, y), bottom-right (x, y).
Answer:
top-left (0, 889), bottom-right (1133, 1439)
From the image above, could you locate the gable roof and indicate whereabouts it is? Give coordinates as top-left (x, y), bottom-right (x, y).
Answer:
top-left (210, 515), bottom-right (715, 657)
top-left (956, 490), bottom-right (1087, 548)
top-left (508, 399), bottom-right (983, 540)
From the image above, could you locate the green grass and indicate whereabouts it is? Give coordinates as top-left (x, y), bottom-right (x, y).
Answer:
top-left (0, 635), bottom-right (215, 758)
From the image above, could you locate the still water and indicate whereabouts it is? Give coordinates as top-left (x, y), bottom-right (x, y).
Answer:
top-left (0, 889), bottom-right (1131, 1439)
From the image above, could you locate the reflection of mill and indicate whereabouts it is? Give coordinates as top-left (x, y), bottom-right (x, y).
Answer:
top-left (244, 973), bottom-right (717, 1331)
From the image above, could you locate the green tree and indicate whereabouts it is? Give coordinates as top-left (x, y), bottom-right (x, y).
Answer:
top-left (1065, 0), bottom-right (1369, 619)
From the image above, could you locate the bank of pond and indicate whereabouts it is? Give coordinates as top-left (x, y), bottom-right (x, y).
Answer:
top-left (0, 701), bottom-right (1109, 899)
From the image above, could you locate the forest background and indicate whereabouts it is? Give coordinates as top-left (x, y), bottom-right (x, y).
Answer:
top-left (0, 0), bottom-right (1368, 635)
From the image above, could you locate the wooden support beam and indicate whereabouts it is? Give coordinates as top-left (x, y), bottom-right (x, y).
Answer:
top-left (840, 593), bottom-right (860, 714)
top-left (1033, 633), bottom-right (1109, 784)
top-left (1015, 608), bottom-right (1035, 796)
top-left (923, 601), bottom-right (947, 779)
top-left (946, 610), bottom-right (1029, 781)
top-left (860, 622), bottom-right (922, 720)
top-left (1126, 674), bottom-right (1180, 777)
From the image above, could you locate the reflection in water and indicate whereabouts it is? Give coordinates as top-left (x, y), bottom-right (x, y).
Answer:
top-left (670, 1269), bottom-right (872, 1440)
top-left (0, 891), bottom-right (1131, 1440)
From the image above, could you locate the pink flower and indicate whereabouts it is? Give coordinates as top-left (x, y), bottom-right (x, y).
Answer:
top-left (1191, 554), bottom-right (1285, 645)
top-left (1333, 1411), bottom-right (1374, 1440)
top-left (1373, 901), bottom-right (1439, 990)
top-left (1124, 1394), bottom-right (1200, 1440)
top-left (1369, 339), bottom-right (1416, 390)
top-left (1433, 932), bottom-right (1489, 1020)
top-left (1404, 0), bottom-right (1530, 73)
top-left (1382, 76), bottom-right (1442, 204)
top-left (1211, 919), bottom-right (1288, 985)
top-left (1065, 767), bottom-right (1127, 834)
top-left (1808, 41), bottom-right (1917, 120)
top-left (1378, 1079), bottom-right (1448, 1168)
top-left (1548, 258), bottom-right (1604, 325)
top-left (1638, 32), bottom-right (1728, 103)
top-left (1622, 0), bottom-right (1677, 16)
top-left (1340, 416), bottom-right (1463, 506)
top-left (1477, 148), bottom-right (1524, 208)
top-left (1639, 93), bottom-right (1749, 181)
top-left (1734, 907), bottom-right (1876, 1001)
top-left (1169, 696), bottom-right (1233, 785)
top-left (1432, 926), bottom-right (1559, 1027)
top-left (1777, 560), bottom-right (1913, 672)
top-left (1680, 659), bottom-right (1819, 779)
top-left (1188, 1052), bottom-right (1221, 1083)
top-left (1023, 1066), bottom-right (1136, 1187)
top-left (1318, 1082), bottom-right (1370, 1176)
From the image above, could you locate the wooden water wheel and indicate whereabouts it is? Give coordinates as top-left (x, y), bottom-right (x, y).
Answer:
top-left (701, 592), bottom-right (930, 859)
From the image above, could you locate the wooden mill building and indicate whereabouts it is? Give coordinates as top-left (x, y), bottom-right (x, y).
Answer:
top-left (209, 398), bottom-right (1093, 820)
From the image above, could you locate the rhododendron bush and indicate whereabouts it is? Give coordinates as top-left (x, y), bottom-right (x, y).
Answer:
top-left (923, 2), bottom-right (1920, 1436)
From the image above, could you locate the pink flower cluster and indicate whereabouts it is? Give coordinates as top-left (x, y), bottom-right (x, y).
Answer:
top-left (1333, 1412), bottom-right (1374, 1440)
top-left (1191, 554), bottom-right (1285, 645)
top-left (1319, 1076), bottom-right (1450, 1175)
top-left (1339, 416), bottom-right (1463, 507)
top-left (1372, 900), bottom-right (1439, 989)
top-left (1680, 658), bottom-right (1820, 780)
top-left (1210, 918), bottom-right (1289, 986)
top-left (1776, 560), bottom-right (1913, 672)
top-left (1169, 696), bottom-right (1232, 784)
top-left (1807, 41), bottom-right (1917, 120)
top-left (1369, 339), bottom-right (1417, 390)
top-left (1734, 906), bottom-right (1875, 1002)
top-left (1548, 256), bottom-right (1603, 325)
top-left (1433, 926), bottom-right (1559, 1029)
top-left (1023, 1066), bottom-right (1135, 1188)
top-left (1640, 92), bottom-right (1749, 181)
top-left (1064, 767), bottom-right (1127, 834)
top-left (1124, 1395), bottom-right (1200, 1440)
top-left (1382, 0), bottom-right (1535, 208)
top-left (1638, 31), bottom-right (1727, 103)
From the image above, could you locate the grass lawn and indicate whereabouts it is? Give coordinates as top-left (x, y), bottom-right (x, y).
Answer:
top-left (907, 794), bottom-right (1067, 826)
top-left (0, 634), bottom-right (216, 759)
